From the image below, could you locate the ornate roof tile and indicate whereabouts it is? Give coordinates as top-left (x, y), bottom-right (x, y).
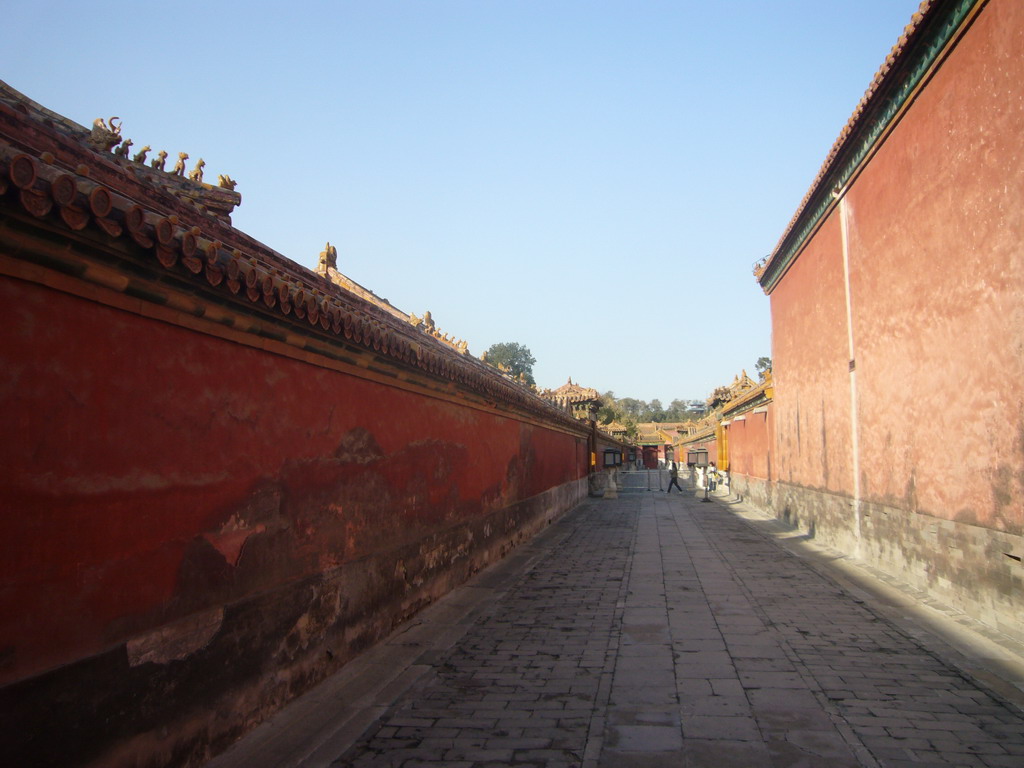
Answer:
top-left (0, 83), bottom-right (588, 436)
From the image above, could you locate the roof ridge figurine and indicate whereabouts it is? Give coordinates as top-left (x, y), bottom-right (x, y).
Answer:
top-left (86, 116), bottom-right (121, 152)
top-left (188, 159), bottom-right (205, 184)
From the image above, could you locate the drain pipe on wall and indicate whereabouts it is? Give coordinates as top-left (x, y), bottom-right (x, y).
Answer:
top-left (835, 185), bottom-right (863, 558)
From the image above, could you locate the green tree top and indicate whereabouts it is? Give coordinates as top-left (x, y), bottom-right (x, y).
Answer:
top-left (598, 391), bottom-right (700, 426)
top-left (483, 342), bottom-right (536, 387)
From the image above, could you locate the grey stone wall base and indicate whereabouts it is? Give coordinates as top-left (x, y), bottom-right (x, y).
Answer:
top-left (730, 475), bottom-right (1024, 644)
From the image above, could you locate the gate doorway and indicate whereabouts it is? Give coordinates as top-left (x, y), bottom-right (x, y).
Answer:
top-left (642, 446), bottom-right (659, 469)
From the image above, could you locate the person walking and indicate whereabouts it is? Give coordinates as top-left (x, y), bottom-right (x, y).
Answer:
top-left (665, 461), bottom-right (684, 493)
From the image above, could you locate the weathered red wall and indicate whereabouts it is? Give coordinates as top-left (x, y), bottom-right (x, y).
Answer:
top-left (770, 0), bottom-right (1024, 532)
top-left (0, 273), bottom-right (586, 766)
top-left (761, 0), bottom-right (1024, 640)
top-left (843, 0), bottom-right (1024, 532)
top-left (724, 407), bottom-right (773, 480)
top-left (769, 213), bottom-right (855, 496)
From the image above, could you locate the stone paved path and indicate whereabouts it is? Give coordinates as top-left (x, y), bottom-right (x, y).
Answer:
top-left (209, 483), bottom-right (1024, 768)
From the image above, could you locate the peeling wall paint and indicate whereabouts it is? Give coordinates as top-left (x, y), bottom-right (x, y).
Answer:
top-left (0, 275), bottom-right (589, 767)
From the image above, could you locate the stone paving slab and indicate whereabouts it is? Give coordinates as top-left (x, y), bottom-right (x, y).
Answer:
top-left (207, 481), bottom-right (1024, 768)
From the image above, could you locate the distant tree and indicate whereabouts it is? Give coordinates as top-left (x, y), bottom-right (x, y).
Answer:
top-left (665, 399), bottom-right (689, 421)
top-left (623, 418), bottom-right (638, 440)
top-left (756, 356), bottom-right (772, 380)
top-left (618, 398), bottom-right (644, 419)
top-left (484, 342), bottom-right (536, 386)
top-left (646, 399), bottom-right (666, 423)
top-left (594, 391), bottom-right (699, 429)
top-left (602, 393), bottom-right (628, 424)
top-left (597, 405), bottom-right (618, 426)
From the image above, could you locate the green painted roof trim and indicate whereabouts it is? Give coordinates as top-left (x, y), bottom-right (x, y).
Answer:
top-left (759, 0), bottom-right (981, 294)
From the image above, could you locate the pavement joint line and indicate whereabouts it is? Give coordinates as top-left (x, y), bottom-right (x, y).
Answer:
top-left (581, 500), bottom-right (636, 768)
top-left (678, 496), bottom-right (882, 764)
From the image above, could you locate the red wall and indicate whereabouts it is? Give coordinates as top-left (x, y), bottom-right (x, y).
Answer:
top-left (842, 0), bottom-right (1024, 530)
top-left (725, 408), bottom-right (773, 480)
top-left (0, 275), bottom-right (586, 680)
top-left (769, 212), bottom-right (855, 495)
top-left (769, 0), bottom-right (1024, 532)
top-left (0, 273), bottom-right (587, 765)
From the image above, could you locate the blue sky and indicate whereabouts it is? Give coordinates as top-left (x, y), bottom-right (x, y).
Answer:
top-left (3, 0), bottom-right (921, 403)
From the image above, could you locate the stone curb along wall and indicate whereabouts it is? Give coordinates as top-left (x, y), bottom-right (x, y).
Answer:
top-left (0, 87), bottom-right (591, 767)
top-left (753, 0), bottom-right (1024, 643)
